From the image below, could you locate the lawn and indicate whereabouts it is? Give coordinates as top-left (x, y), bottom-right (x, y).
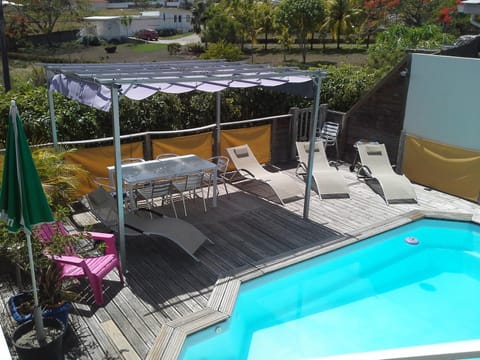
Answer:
top-left (6, 41), bottom-right (368, 87)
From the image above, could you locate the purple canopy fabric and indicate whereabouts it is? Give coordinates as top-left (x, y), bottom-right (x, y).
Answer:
top-left (46, 60), bottom-right (314, 111)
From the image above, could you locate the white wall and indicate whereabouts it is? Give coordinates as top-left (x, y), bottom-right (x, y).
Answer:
top-left (403, 53), bottom-right (480, 151)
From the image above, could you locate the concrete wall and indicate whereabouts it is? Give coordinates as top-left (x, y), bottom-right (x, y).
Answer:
top-left (404, 53), bottom-right (480, 151)
top-left (342, 59), bottom-right (410, 164)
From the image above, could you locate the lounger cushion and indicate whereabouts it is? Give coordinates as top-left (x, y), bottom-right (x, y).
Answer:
top-left (234, 147), bottom-right (249, 158)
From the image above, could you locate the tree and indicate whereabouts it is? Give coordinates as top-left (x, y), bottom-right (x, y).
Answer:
top-left (322, 0), bottom-right (362, 50)
top-left (393, 0), bottom-right (440, 26)
top-left (361, 0), bottom-right (398, 48)
top-left (203, 5), bottom-right (238, 45)
top-left (277, 0), bottom-right (325, 64)
top-left (278, 26), bottom-right (294, 61)
top-left (224, 0), bottom-right (256, 51)
top-left (191, 0), bottom-right (212, 35)
top-left (14, 0), bottom-right (88, 46)
top-left (133, 0), bottom-right (150, 9)
top-left (120, 15), bottom-right (132, 38)
top-left (256, 0), bottom-right (275, 50)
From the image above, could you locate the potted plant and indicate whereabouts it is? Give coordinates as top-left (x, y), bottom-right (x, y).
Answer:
top-left (2, 225), bottom-right (78, 325)
top-left (0, 149), bottom-right (86, 359)
top-left (8, 262), bottom-right (76, 327)
top-left (0, 218), bottom-right (80, 360)
top-left (12, 316), bottom-right (65, 360)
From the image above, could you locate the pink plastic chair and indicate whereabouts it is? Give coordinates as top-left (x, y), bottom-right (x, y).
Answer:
top-left (36, 222), bottom-right (124, 305)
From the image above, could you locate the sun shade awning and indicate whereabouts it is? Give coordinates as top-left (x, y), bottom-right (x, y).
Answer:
top-left (45, 60), bottom-right (315, 111)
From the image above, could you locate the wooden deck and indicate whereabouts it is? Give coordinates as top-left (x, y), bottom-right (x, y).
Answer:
top-left (1, 163), bottom-right (479, 360)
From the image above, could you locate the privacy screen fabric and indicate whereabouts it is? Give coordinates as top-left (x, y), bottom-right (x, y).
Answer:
top-left (65, 142), bottom-right (144, 195)
top-left (403, 134), bottom-right (480, 203)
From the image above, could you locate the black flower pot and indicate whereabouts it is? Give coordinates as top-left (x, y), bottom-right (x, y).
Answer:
top-left (13, 317), bottom-right (65, 360)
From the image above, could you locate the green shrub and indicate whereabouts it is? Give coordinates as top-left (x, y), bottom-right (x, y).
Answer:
top-left (200, 41), bottom-right (243, 61)
top-left (320, 64), bottom-right (380, 112)
top-left (167, 42), bottom-right (182, 55)
top-left (78, 35), bottom-right (101, 46)
top-left (156, 28), bottom-right (177, 37)
top-left (368, 24), bottom-right (455, 72)
top-left (187, 42), bottom-right (204, 55)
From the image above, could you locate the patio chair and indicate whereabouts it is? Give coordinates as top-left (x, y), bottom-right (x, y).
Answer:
top-left (86, 187), bottom-right (212, 261)
top-left (135, 178), bottom-right (178, 217)
top-left (121, 158), bottom-right (145, 164)
top-left (317, 121), bottom-right (340, 159)
top-left (172, 173), bottom-right (207, 216)
top-left (296, 141), bottom-right (349, 198)
top-left (36, 221), bottom-right (124, 306)
top-left (356, 143), bottom-right (417, 204)
top-left (155, 153), bottom-right (178, 160)
top-left (226, 144), bottom-right (303, 205)
top-left (203, 156), bottom-right (230, 198)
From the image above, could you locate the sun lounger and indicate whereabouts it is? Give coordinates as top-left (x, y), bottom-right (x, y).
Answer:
top-left (356, 143), bottom-right (417, 204)
top-left (226, 144), bottom-right (303, 205)
top-left (85, 187), bottom-right (212, 261)
top-left (296, 141), bottom-right (349, 198)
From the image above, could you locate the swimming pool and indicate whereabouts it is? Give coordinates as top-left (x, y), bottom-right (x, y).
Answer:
top-left (162, 212), bottom-right (480, 359)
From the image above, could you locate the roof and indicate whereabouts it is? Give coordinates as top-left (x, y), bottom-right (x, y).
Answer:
top-left (45, 60), bottom-right (323, 111)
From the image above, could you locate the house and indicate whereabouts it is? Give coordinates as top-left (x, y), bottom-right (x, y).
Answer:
top-left (83, 8), bottom-right (193, 40)
top-left (86, 0), bottom-right (192, 10)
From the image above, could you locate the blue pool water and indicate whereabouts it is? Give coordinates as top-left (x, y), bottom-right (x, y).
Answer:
top-left (180, 218), bottom-right (480, 359)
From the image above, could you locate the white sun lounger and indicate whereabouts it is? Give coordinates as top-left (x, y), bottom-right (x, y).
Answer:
top-left (356, 143), bottom-right (417, 204)
top-left (85, 187), bottom-right (212, 261)
top-left (296, 141), bottom-right (350, 198)
top-left (226, 144), bottom-right (303, 205)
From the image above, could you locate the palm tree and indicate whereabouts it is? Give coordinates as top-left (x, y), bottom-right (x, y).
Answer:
top-left (323, 0), bottom-right (362, 49)
top-left (256, 0), bottom-right (275, 50)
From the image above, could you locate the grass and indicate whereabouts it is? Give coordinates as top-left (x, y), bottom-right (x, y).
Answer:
top-left (4, 38), bottom-right (369, 90)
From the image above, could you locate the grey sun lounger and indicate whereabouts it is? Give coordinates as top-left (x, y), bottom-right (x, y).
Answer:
top-left (226, 144), bottom-right (303, 205)
top-left (356, 143), bottom-right (417, 204)
top-left (296, 141), bottom-right (349, 198)
top-left (85, 187), bottom-right (212, 261)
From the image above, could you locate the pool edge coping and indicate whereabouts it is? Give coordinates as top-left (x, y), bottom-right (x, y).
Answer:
top-left (147, 209), bottom-right (477, 360)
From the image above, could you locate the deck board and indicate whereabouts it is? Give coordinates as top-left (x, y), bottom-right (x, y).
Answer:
top-left (1, 164), bottom-right (479, 359)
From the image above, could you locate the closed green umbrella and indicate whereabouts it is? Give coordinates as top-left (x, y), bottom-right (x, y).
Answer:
top-left (0, 100), bottom-right (54, 342)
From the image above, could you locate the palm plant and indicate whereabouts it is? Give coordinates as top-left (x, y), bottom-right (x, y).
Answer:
top-left (323, 0), bottom-right (363, 49)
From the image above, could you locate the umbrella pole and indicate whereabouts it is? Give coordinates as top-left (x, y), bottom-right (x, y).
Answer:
top-left (26, 231), bottom-right (46, 343)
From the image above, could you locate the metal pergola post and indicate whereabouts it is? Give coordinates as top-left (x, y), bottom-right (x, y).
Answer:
top-left (111, 86), bottom-right (127, 270)
top-left (303, 72), bottom-right (323, 220)
top-left (48, 88), bottom-right (59, 151)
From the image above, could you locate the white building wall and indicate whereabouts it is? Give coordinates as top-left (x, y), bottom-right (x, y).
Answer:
top-left (84, 10), bottom-right (192, 40)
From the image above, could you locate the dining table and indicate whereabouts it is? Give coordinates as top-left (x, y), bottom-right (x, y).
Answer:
top-left (107, 154), bottom-right (218, 209)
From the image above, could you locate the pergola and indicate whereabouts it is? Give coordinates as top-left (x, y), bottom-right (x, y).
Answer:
top-left (44, 60), bottom-right (326, 267)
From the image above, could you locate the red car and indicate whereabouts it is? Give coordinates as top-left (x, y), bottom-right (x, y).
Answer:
top-left (136, 29), bottom-right (159, 41)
